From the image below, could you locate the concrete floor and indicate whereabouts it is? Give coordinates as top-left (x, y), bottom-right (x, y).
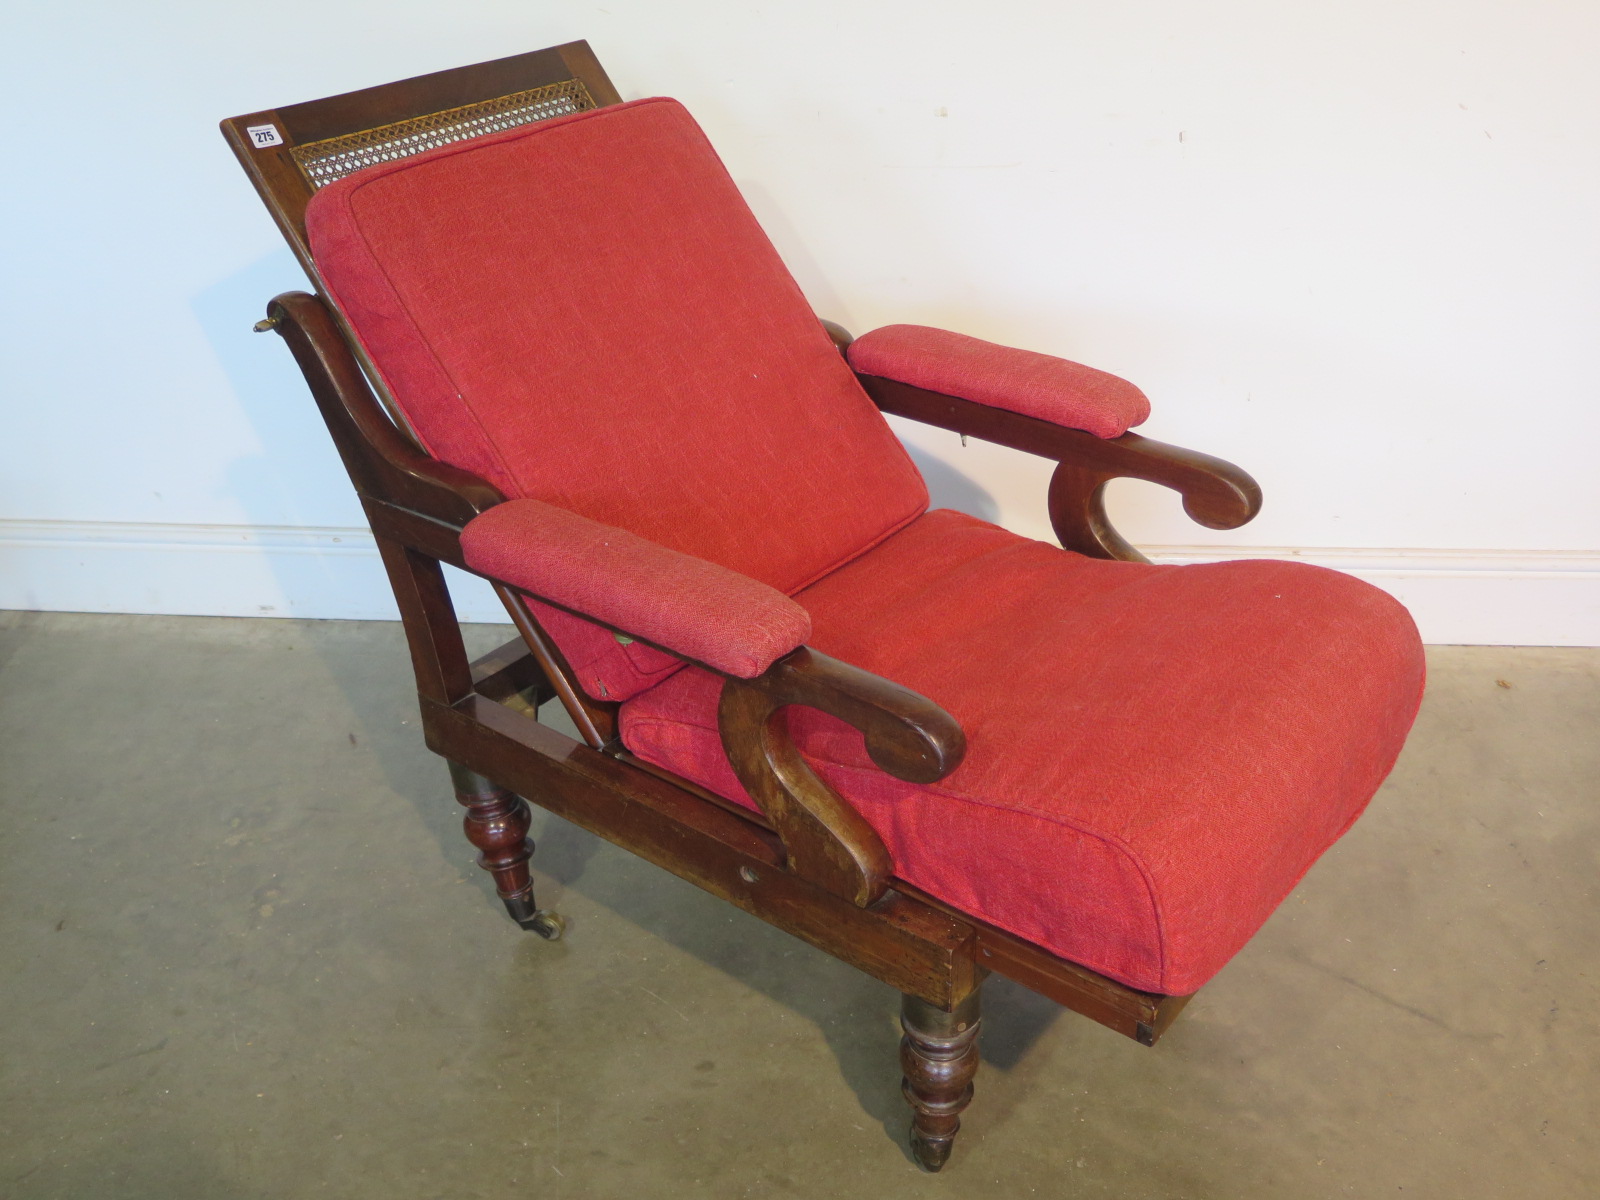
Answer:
top-left (0, 611), bottom-right (1595, 1198)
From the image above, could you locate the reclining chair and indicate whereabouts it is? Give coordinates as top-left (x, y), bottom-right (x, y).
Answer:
top-left (222, 42), bottom-right (1424, 1171)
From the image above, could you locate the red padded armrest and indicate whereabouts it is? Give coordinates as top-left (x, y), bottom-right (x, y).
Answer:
top-left (461, 499), bottom-right (811, 679)
top-left (847, 324), bottom-right (1150, 439)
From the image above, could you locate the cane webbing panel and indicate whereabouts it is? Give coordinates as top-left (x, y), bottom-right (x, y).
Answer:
top-left (290, 79), bottom-right (595, 188)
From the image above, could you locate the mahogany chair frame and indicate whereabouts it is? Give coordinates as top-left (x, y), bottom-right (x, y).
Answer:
top-left (222, 43), bottom-right (1263, 1170)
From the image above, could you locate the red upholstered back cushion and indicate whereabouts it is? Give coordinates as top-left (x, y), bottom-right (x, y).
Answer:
top-left (306, 98), bottom-right (927, 699)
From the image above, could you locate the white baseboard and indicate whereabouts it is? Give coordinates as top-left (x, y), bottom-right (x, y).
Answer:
top-left (1144, 544), bottom-right (1600, 646)
top-left (1, 519), bottom-right (1596, 645)
top-left (0, 519), bottom-right (506, 623)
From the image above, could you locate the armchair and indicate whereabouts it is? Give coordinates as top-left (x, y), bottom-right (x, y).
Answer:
top-left (222, 43), bottom-right (1424, 1172)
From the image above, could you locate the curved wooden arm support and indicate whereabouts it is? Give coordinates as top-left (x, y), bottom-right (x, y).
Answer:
top-left (857, 373), bottom-right (1261, 563)
top-left (718, 648), bottom-right (966, 908)
top-left (265, 291), bottom-right (505, 527)
top-left (1043, 433), bottom-right (1261, 562)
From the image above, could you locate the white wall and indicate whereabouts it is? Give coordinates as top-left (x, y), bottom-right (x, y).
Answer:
top-left (4, 1), bottom-right (1597, 642)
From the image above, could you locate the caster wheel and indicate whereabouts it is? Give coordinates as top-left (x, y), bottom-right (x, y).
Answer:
top-left (529, 910), bottom-right (566, 940)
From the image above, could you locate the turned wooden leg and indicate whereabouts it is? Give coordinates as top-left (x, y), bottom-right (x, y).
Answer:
top-left (447, 761), bottom-right (563, 939)
top-left (900, 989), bottom-right (982, 1172)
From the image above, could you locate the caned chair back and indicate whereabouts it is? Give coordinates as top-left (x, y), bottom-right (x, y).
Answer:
top-left (221, 43), bottom-right (622, 278)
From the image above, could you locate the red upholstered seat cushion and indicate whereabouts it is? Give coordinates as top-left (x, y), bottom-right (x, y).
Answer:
top-left (619, 509), bottom-right (1424, 995)
top-left (848, 324), bottom-right (1151, 438)
top-left (306, 98), bottom-right (927, 701)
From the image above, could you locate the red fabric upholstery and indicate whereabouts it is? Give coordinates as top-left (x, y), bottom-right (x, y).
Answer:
top-left (530, 604), bottom-right (686, 701)
top-left (848, 325), bottom-right (1151, 438)
top-left (306, 98), bottom-right (927, 700)
top-left (619, 510), bottom-right (1424, 994)
top-left (461, 499), bottom-right (809, 679)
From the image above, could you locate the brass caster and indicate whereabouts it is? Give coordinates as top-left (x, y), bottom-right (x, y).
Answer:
top-left (529, 910), bottom-right (565, 940)
top-left (501, 893), bottom-right (562, 938)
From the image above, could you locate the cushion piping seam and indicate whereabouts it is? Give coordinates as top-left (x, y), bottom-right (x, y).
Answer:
top-left (618, 714), bottom-right (1170, 988)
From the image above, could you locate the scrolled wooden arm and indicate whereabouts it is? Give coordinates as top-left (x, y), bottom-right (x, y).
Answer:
top-left (718, 647), bottom-right (966, 908)
top-left (857, 373), bottom-right (1261, 564)
top-left (265, 291), bottom-right (506, 527)
top-left (1043, 433), bottom-right (1260, 562)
